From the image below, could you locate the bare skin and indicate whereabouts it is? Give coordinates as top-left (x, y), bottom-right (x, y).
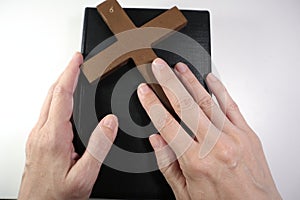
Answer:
top-left (137, 58), bottom-right (282, 200)
top-left (18, 54), bottom-right (281, 199)
top-left (18, 53), bottom-right (118, 200)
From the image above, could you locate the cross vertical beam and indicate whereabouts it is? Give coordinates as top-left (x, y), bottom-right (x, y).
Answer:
top-left (81, 0), bottom-right (187, 111)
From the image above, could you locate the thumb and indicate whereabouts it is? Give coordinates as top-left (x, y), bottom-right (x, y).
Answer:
top-left (149, 134), bottom-right (190, 199)
top-left (86, 114), bottom-right (118, 163)
top-left (67, 114), bottom-right (118, 196)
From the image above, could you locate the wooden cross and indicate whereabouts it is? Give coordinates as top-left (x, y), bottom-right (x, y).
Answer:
top-left (81, 0), bottom-right (187, 109)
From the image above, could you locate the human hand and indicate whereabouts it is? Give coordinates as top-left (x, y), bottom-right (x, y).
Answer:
top-left (137, 58), bottom-right (281, 200)
top-left (18, 53), bottom-right (118, 200)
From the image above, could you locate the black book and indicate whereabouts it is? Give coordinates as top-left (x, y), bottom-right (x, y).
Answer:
top-left (72, 7), bottom-right (211, 199)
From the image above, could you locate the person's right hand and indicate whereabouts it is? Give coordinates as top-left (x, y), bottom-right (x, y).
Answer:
top-left (137, 58), bottom-right (282, 200)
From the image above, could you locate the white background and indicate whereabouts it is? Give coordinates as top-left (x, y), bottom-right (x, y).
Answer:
top-left (0, 0), bottom-right (300, 199)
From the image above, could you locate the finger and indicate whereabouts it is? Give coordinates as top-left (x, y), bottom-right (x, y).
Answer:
top-left (36, 83), bottom-right (56, 129)
top-left (36, 52), bottom-right (78, 129)
top-left (48, 52), bottom-right (82, 125)
top-left (137, 83), bottom-right (196, 159)
top-left (36, 71), bottom-right (65, 129)
top-left (149, 134), bottom-right (190, 200)
top-left (86, 114), bottom-right (118, 163)
top-left (206, 73), bottom-right (250, 131)
top-left (67, 114), bottom-right (118, 192)
top-left (151, 58), bottom-right (212, 141)
top-left (174, 62), bottom-right (234, 133)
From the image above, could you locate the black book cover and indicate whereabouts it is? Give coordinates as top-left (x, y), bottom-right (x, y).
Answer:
top-left (72, 7), bottom-right (211, 199)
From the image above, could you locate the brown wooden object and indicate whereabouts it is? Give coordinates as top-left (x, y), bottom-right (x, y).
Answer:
top-left (81, 0), bottom-right (187, 109)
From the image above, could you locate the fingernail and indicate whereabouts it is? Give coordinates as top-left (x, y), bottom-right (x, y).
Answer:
top-left (152, 58), bottom-right (167, 71)
top-left (175, 62), bottom-right (187, 73)
top-left (149, 134), bottom-right (163, 149)
top-left (207, 73), bottom-right (218, 82)
top-left (102, 115), bottom-right (118, 131)
top-left (138, 83), bottom-right (151, 95)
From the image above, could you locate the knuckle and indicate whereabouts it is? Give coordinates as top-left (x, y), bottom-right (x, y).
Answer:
top-left (226, 101), bottom-right (240, 113)
top-left (143, 93), bottom-right (158, 108)
top-left (215, 140), bottom-right (239, 167)
top-left (171, 96), bottom-right (181, 112)
top-left (184, 154), bottom-right (214, 178)
top-left (160, 114), bottom-right (176, 131)
top-left (53, 85), bottom-right (72, 99)
top-left (161, 74), bottom-right (175, 86)
top-left (173, 95), bottom-right (195, 113)
top-left (187, 75), bottom-right (199, 87)
top-left (197, 96), bottom-right (215, 112)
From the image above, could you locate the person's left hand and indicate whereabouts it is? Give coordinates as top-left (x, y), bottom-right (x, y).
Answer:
top-left (18, 53), bottom-right (119, 200)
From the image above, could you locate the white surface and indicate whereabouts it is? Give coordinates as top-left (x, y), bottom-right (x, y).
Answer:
top-left (0, 0), bottom-right (300, 199)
